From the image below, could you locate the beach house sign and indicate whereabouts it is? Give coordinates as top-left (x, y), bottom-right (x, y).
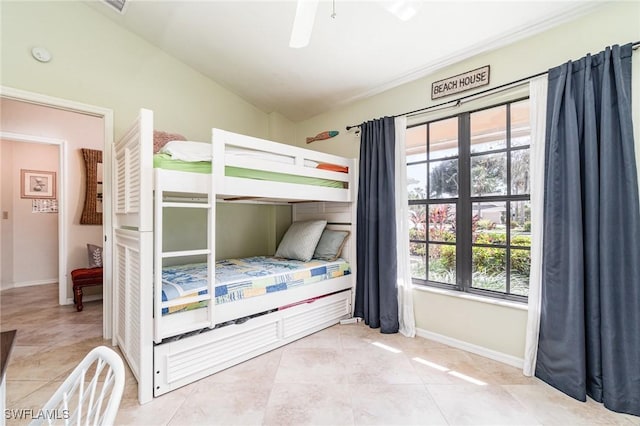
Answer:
top-left (431, 66), bottom-right (490, 100)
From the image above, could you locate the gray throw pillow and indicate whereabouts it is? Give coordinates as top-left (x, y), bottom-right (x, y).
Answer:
top-left (313, 230), bottom-right (350, 261)
top-left (87, 244), bottom-right (103, 268)
top-left (275, 220), bottom-right (327, 262)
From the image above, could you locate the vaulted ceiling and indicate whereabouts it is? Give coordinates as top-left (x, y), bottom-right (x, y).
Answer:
top-left (87, 1), bottom-right (603, 122)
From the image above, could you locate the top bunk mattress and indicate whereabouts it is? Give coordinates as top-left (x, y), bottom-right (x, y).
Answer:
top-left (162, 256), bottom-right (351, 315)
top-left (153, 153), bottom-right (345, 188)
top-left (153, 140), bottom-right (348, 188)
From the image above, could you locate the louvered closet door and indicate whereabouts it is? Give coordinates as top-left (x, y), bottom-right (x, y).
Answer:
top-left (114, 229), bottom-right (153, 404)
top-left (113, 108), bottom-right (155, 404)
top-left (113, 108), bottom-right (153, 232)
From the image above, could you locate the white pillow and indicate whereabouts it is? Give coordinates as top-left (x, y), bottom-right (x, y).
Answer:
top-left (275, 220), bottom-right (327, 262)
top-left (160, 141), bottom-right (212, 162)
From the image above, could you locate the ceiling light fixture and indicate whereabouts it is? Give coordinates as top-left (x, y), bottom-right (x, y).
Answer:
top-left (289, 0), bottom-right (417, 49)
top-left (289, 0), bottom-right (319, 49)
top-left (384, 0), bottom-right (419, 21)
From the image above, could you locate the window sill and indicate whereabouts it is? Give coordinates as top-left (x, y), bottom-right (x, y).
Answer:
top-left (412, 285), bottom-right (528, 311)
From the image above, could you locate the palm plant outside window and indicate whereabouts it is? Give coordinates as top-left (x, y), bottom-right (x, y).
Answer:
top-left (407, 99), bottom-right (531, 301)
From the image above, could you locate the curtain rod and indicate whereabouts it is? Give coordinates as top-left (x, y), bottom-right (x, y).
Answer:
top-left (346, 40), bottom-right (640, 131)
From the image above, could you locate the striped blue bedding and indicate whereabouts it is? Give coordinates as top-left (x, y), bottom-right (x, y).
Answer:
top-left (161, 256), bottom-right (350, 315)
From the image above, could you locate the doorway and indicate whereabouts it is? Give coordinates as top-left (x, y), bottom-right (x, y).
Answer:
top-left (0, 86), bottom-right (114, 339)
top-left (0, 137), bottom-right (63, 295)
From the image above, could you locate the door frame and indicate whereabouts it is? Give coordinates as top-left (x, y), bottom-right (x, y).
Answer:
top-left (0, 86), bottom-right (115, 340)
top-left (0, 132), bottom-right (66, 299)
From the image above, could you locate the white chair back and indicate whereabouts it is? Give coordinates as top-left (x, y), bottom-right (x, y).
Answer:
top-left (30, 346), bottom-right (125, 426)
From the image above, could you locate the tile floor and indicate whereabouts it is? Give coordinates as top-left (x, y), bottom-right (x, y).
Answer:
top-left (2, 284), bottom-right (639, 425)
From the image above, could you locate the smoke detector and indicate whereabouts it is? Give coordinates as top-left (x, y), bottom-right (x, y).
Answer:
top-left (31, 47), bottom-right (52, 63)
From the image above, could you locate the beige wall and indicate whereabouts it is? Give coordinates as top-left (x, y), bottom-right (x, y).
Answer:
top-left (163, 203), bottom-right (291, 262)
top-left (293, 1), bottom-right (640, 359)
top-left (414, 290), bottom-right (528, 357)
top-left (0, 141), bottom-right (59, 289)
top-left (267, 112), bottom-right (297, 146)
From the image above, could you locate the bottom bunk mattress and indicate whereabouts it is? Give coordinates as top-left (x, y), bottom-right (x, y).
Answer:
top-left (161, 256), bottom-right (351, 315)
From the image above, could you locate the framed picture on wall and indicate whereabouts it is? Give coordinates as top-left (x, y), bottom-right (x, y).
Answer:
top-left (20, 169), bottom-right (56, 199)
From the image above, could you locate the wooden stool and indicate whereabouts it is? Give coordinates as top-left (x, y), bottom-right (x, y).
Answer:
top-left (71, 267), bottom-right (103, 312)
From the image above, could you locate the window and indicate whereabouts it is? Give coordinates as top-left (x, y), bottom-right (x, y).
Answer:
top-left (407, 99), bottom-right (531, 301)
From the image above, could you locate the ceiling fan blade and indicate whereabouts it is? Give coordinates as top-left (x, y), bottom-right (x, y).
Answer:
top-left (289, 0), bottom-right (320, 49)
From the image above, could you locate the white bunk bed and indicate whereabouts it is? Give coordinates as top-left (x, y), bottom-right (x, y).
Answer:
top-left (113, 109), bottom-right (357, 404)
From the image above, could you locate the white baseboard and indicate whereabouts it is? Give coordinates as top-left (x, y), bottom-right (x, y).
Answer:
top-left (65, 294), bottom-right (103, 305)
top-left (2, 278), bottom-right (58, 290)
top-left (416, 327), bottom-right (524, 369)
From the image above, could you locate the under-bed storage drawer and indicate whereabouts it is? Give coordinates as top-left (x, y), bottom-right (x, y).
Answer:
top-left (153, 290), bottom-right (352, 396)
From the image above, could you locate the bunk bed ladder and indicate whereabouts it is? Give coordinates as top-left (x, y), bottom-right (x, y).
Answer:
top-left (207, 152), bottom-right (216, 331)
top-left (153, 180), bottom-right (216, 343)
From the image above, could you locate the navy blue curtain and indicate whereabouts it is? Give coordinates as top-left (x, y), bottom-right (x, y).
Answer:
top-left (355, 117), bottom-right (399, 334)
top-left (536, 43), bottom-right (640, 416)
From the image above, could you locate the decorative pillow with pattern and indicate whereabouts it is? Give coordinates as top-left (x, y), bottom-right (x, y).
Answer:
top-left (153, 130), bottom-right (187, 153)
top-left (87, 244), bottom-right (103, 268)
top-left (274, 220), bottom-right (327, 262)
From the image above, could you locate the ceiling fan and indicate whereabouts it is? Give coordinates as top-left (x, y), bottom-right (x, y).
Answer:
top-left (289, 0), bottom-right (420, 49)
top-left (289, 0), bottom-right (320, 48)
